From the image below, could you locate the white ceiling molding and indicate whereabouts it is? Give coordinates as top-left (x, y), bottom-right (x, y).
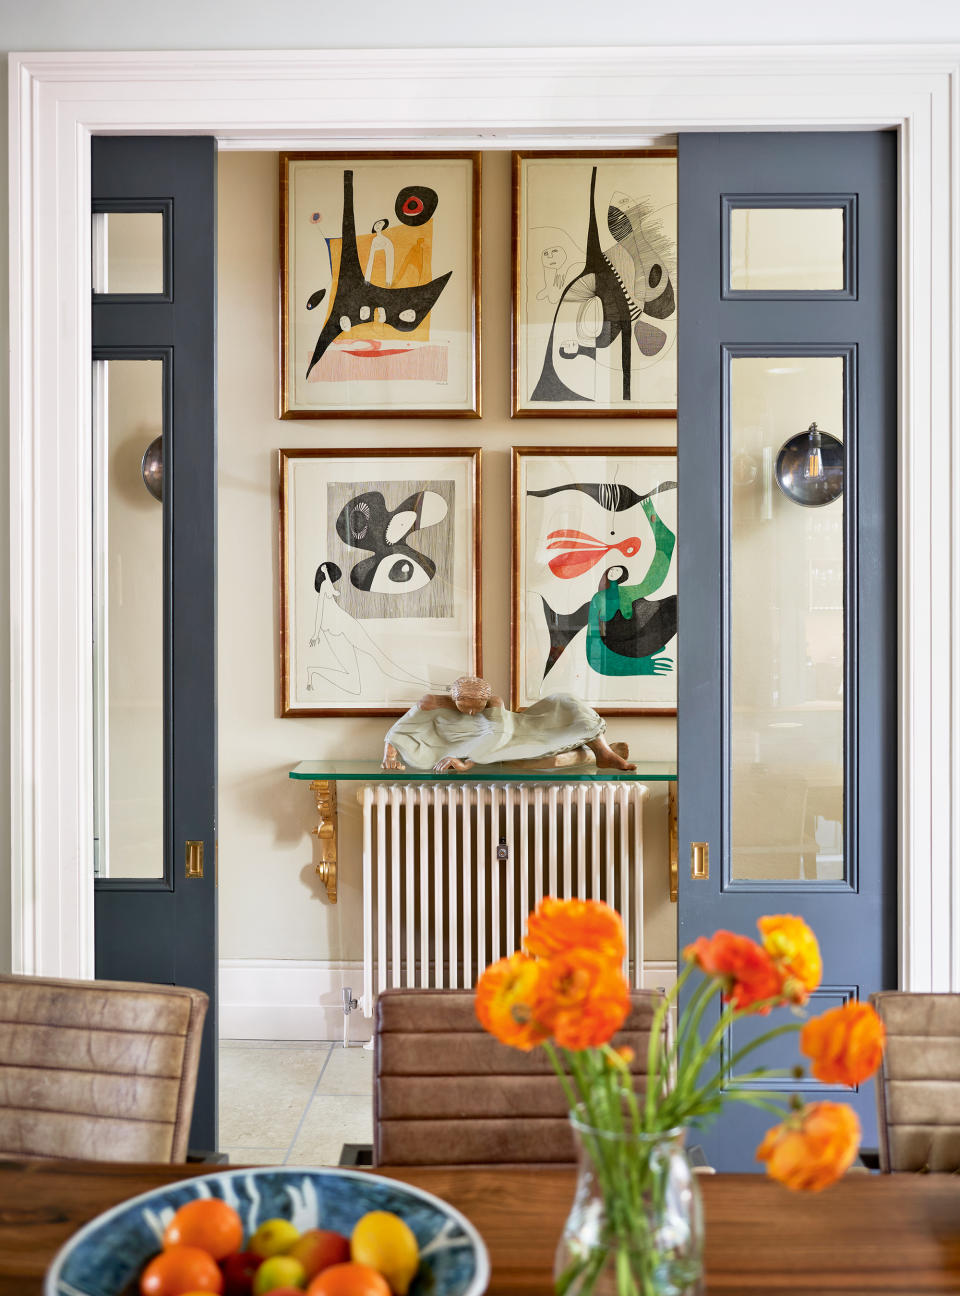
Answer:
top-left (8, 45), bottom-right (959, 989)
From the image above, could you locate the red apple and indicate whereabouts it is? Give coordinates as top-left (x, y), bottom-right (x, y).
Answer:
top-left (287, 1229), bottom-right (351, 1280)
top-left (221, 1250), bottom-right (261, 1296)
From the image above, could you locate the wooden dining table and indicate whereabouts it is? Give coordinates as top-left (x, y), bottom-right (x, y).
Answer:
top-left (2, 1158), bottom-right (960, 1295)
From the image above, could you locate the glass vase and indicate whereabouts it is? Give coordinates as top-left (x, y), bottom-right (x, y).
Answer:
top-left (554, 1115), bottom-right (704, 1296)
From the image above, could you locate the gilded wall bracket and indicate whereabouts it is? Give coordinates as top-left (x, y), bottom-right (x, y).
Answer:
top-left (310, 779), bottom-right (338, 903)
top-left (668, 782), bottom-right (678, 904)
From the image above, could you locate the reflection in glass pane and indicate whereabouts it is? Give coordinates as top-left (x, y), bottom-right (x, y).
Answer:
top-left (96, 212), bottom-right (165, 294)
top-left (95, 360), bottom-right (164, 879)
top-left (730, 356), bottom-right (844, 882)
top-left (729, 208), bottom-right (844, 292)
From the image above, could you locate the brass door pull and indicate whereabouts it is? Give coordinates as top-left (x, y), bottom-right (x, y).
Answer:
top-left (185, 840), bottom-right (204, 879)
top-left (691, 842), bottom-right (709, 880)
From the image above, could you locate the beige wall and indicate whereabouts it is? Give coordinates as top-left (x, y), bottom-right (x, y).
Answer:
top-left (217, 150), bottom-right (678, 964)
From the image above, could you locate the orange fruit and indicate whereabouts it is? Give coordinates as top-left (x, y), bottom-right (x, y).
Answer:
top-left (163, 1198), bottom-right (244, 1261)
top-left (140, 1244), bottom-right (224, 1296)
top-left (306, 1262), bottom-right (391, 1296)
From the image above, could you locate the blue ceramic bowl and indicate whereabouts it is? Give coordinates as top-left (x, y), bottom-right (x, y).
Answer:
top-left (45, 1165), bottom-right (490, 1296)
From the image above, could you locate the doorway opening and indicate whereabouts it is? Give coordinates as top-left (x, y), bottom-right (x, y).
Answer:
top-left (214, 148), bottom-right (679, 1163)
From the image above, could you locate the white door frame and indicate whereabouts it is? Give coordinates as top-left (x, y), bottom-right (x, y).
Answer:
top-left (8, 46), bottom-right (959, 988)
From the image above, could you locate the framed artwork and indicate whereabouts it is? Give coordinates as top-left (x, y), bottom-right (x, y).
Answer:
top-left (511, 151), bottom-right (677, 417)
top-left (512, 447), bottom-right (677, 715)
top-left (280, 448), bottom-right (481, 716)
top-left (280, 152), bottom-right (481, 418)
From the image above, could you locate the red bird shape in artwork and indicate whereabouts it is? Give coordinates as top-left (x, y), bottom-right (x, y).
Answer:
top-left (545, 530), bottom-right (643, 578)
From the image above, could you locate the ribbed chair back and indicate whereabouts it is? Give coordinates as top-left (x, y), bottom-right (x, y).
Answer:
top-left (373, 987), bottom-right (667, 1167)
top-left (0, 974), bottom-right (207, 1162)
top-left (871, 991), bottom-right (960, 1172)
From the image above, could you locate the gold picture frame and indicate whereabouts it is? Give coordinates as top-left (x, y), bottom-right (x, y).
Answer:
top-left (511, 150), bottom-right (677, 418)
top-left (280, 447), bottom-right (482, 716)
top-left (511, 445), bottom-right (677, 716)
top-left (280, 151), bottom-right (481, 418)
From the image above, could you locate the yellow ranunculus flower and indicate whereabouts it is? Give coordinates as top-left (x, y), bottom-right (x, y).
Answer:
top-left (757, 914), bottom-right (822, 1003)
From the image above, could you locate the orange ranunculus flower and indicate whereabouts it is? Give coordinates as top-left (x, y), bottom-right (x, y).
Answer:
top-left (525, 897), bottom-right (626, 965)
top-left (475, 951), bottom-right (549, 1051)
top-left (800, 1000), bottom-right (886, 1086)
top-left (683, 931), bottom-right (786, 1013)
top-left (533, 949), bottom-right (630, 1050)
top-left (756, 1101), bottom-right (860, 1191)
top-left (758, 914), bottom-right (822, 1003)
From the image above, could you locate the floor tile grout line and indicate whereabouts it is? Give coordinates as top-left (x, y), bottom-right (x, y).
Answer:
top-left (283, 1044), bottom-right (335, 1166)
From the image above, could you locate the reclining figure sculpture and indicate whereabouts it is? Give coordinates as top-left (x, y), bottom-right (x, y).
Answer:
top-left (381, 675), bottom-right (636, 773)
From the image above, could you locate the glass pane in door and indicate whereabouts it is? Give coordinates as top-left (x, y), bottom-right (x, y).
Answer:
top-left (94, 359), bottom-right (164, 879)
top-left (93, 211), bottom-right (166, 294)
top-left (729, 355), bottom-right (844, 882)
top-left (728, 207), bottom-right (845, 292)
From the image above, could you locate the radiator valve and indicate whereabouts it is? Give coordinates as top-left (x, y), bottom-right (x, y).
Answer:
top-left (342, 986), bottom-right (358, 1016)
top-left (496, 837), bottom-right (509, 861)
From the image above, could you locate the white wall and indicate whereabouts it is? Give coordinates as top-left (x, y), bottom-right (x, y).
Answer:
top-left (5, 3), bottom-right (960, 973)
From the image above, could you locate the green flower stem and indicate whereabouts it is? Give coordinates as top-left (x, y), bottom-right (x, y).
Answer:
top-left (720, 1091), bottom-right (792, 1118)
top-left (603, 1043), bottom-right (644, 1137)
top-left (545, 1039), bottom-right (581, 1113)
top-left (645, 962), bottom-right (693, 1129)
top-left (724, 1067), bottom-right (795, 1084)
top-left (679, 992), bottom-right (787, 1097)
top-left (616, 1244), bottom-right (641, 1296)
top-left (681, 1019), bottom-right (804, 1113)
top-left (565, 1050), bottom-right (624, 1224)
top-left (675, 972), bottom-right (718, 1079)
top-left (721, 1018), bottom-right (805, 1077)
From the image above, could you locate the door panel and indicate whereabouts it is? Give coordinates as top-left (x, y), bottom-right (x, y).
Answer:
top-left (677, 132), bottom-right (897, 1170)
top-left (92, 137), bottom-right (218, 1154)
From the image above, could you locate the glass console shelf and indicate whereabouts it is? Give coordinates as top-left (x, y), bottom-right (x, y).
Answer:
top-left (289, 759), bottom-right (679, 907)
top-left (288, 759), bottom-right (676, 783)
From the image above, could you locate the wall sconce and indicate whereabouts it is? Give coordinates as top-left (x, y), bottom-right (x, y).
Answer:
top-left (141, 435), bottom-right (162, 501)
top-left (774, 421), bottom-right (843, 507)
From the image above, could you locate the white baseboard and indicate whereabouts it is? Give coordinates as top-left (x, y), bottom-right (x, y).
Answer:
top-left (640, 961), bottom-right (678, 993)
top-left (219, 959), bottom-right (370, 1043)
top-left (219, 958), bottom-right (678, 1042)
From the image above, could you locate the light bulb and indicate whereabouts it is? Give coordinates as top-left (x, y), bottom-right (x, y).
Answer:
top-left (803, 423), bottom-right (823, 480)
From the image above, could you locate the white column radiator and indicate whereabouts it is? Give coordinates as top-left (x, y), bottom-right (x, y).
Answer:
top-left (358, 782), bottom-right (647, 1018)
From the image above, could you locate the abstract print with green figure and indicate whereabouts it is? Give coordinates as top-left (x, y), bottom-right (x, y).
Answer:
top-left (586, 495), bottom-right (676, 677)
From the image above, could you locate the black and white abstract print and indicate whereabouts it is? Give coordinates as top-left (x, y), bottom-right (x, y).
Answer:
top-left (326, 479), bottom-right (455, 620)
top-left (517, 155), bottom-right (678, 414)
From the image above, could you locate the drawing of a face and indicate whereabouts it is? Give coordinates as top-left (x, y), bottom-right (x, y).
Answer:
top-left (600, 563), bottom-right (629, 588)
top-left (541, 246), bottom-right (567, 270)
top-left (314, 560), bottom-right (342, 598)
top-left (336, 489), bottom-right (448, 595)
top-left (607, 191), bottom-right (636, 238)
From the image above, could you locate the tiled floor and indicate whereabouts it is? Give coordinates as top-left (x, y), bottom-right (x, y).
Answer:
top-left (219, 1040), bottom-right (373, 1167)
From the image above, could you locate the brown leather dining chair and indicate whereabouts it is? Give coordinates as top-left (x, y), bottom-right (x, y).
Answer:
top-left (373, 987), bottom-right (668, 1166)
top-left (0, 973), bottom-right (208, 1162)
top-left (871, 991), bottom-right (960, 1172)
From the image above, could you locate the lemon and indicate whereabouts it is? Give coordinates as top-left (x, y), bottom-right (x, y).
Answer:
top-left (350, 1211), bottom-right (419, 1296)
top-left (248, 1216), bottom-right (301, 1259)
